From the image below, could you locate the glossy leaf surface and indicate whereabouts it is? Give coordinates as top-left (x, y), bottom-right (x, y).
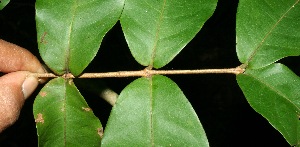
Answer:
top-left (102, 75), bottom-right (208, 146)
top-left (36, 0), bottom-right (124, 76)
top-left (0, 0), bottom-right (9, 10)
top-left (237, 63), bottom-right (300, 146)
top-left (33, 78), bottom-right (102, 146)
top-left (120, 0), bottom-right (217, 68)
top-left (236, 0), bottom-right (300, 69)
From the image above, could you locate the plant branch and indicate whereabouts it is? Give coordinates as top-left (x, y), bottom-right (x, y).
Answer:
top-left (30, 66), bottom-right (245, 79)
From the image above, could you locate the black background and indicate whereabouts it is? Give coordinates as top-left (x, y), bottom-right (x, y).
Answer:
top-left (0, 0), bottom-right (299, 146)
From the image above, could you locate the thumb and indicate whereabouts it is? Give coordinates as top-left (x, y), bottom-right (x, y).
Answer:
top-left (0, 71), bottom-right (39, 132)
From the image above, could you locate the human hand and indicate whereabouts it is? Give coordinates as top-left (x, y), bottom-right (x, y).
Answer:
top-left (0, 39), bottom-right (45, 132)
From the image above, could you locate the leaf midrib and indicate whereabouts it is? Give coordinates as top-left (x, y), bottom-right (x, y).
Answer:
top-left (244, 73), bottom-right (299, 143)
top-left (63, 1), bottom-right (78, 145)
top-left (149, 77), bottom-right (154, 147)
top-left (150, 0), bottom-right (167, 67)
top-left (246, 0), bottom-right (300, 66)
top-left (65, 0), bottom-right (78, 74)
top-left (246, 73), bottom-right (300, 111)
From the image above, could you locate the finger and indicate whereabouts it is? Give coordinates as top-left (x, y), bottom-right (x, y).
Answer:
top-left (0, 71), bottom-right (39, 132)
top-left (0, 39), bottom-right (45, 73)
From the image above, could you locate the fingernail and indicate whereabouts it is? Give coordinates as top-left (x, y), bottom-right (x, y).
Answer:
top-left (22, 76), bottom-right (39, 99)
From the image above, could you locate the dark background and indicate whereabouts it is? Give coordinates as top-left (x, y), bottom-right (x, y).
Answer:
top-left (0, 0), bottom-right (299, 146)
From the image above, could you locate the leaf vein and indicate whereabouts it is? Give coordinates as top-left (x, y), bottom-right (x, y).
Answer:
top-left (150, 0), bottom-right (167, 67)
top-left (246, 73), bottom-right (300, 111)
top-left (149, 77), bottom-right (154, 147)
top-left (246, 0), bottom-right (300, 66)
top-left (65, 0), bottom-right (79, 74)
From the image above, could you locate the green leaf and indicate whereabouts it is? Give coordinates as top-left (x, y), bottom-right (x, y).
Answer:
top-left (120, 0), bottom-right (217, 68)
top-left (237, 63), bottom-right (300, 146)
top-left (0, 0), bottom-right (9, 10)
top-left (101, 75), bottom-right (208, 146)
top-left (36, 0), bottom-right (124, 76)
top-left (236, 0), bottom-right (300, 69)
top-left (33, 78), bottom-right (102, 146)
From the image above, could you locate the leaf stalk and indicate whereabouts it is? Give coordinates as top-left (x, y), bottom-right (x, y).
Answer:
top-left (30, 66), bottom-right (245, 79)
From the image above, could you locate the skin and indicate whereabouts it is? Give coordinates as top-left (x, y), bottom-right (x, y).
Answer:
top-left (0, 39), bottom-right (45, 132)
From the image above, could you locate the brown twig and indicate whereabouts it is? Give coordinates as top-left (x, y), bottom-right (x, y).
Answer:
top-left (30, 66), bottom-right (245, 79)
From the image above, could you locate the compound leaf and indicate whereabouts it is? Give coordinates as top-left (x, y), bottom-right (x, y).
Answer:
top-left (101, 75), bottom-right (208, 146)
top-left (237, 63), bottom-right (300, 146)
top-left (33, 78), bottom-right (102, 146)
top-left (236, 0), bottom-right (300, 69)
top-left (36, 0), bottom-right (124, 76)
top-left (120, 0), bottom-right (217, 68)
